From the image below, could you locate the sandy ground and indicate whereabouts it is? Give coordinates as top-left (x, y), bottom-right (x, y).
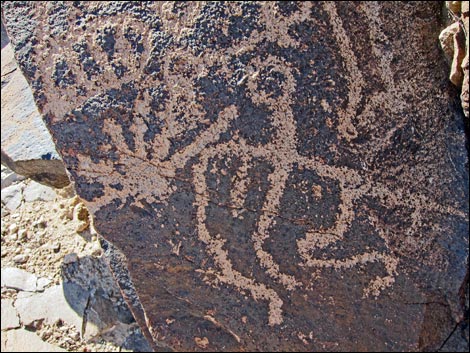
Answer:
top-left (1, 166), bottom-right (147, 352)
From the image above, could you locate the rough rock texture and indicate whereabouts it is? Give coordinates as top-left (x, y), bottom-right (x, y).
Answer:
top-left (439, 1), bottom-right (469, 118)
top-left (1, 299), bottom-right (20, 331)
top-left (460, 1), bottom-right (469, 117)
top-left (1, 267), bottom-right (39, 292)
top-left (22, 180), bottom-right (57, 202)
top-left (1, 182), bottom-right (24, 212)
top-left (1, 164), bottom-right (25, 190)
top-left (1, 18), bottom-right (69, 188)
top-left (3, 1), bottom-right (469, 351)
top-left (15, 284), bottom-right (87, 330)
top-left (1, 328), bottom-right (67, 352)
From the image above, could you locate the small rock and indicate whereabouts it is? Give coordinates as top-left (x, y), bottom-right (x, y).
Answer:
top-left (462, 1), bottom-right (469, 13)
top-left (23, 181), bottom-right (56, 202)
top-left (84, 294), bottom-right (127, 341)
top-left (90, 242), bottom-right (102, 257)
top-left (51, 242), bottom-right (61, 253)
top-left (0, 182), bottom-right (24, 211)
top-left (63, 252), bottom-right (78, 264)
top-left (90, 225), bottom-right (98, 236)
top-left (56, 184), bottom-right (76, 199)
top-left (439, 22), bottom-right (460, 63)
top-left (2, 328), bottom-right (66, 352)
top-left (73, 202), bottom-right (89, 222)
top-left (195, 336), bottom-right (209, 349)
top-left (121, 324), bottom-right (153, 352)
top-left (0, 207), bottom-right (9, 217)
top-left (40, 330), bottom-right (52, 340)
top-left (1, 299), bottom-right (20, 330)
top-left (8, 233), bottom-right (17, 242)
top-left (73, 202), bottom-right (90, 232)
top-left (1, 220), bottom-right (7, 234)
top-left (8, 223), bottom-right (18, 234)
top-left (36, 277), bottom-right (52, 292)
top-left (1, 267), bottom-right (37, 291)
top-left (13, 254), bottom-right (29, 264)
top-left (70, 331), bottom-right (80, 341)
top-left (17, 229), bottom-right (27, 240)
top-left (1, 164), bottom-right (25, 190)
top-left (446, 1), bottom-right (461, 13)
top-left (25, 319), bottom-right (44, 331)
top-left (90, 322), bottom-right (132, 346)
top-left (32, 218), bottom-right (47, 229)
top-left (449, 27), bottom-right (466, 86)
top-left (15, 284), bottom-right (87, 331)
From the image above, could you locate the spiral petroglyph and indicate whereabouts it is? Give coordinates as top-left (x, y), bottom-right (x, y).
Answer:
top-left (3, 1), bottom-right (468, 351)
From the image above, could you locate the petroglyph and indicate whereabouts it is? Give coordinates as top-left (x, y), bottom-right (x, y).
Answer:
top-left (4, 1), bottom-right (468, 351)
top-left (31, 1), bottom-right (464, 325)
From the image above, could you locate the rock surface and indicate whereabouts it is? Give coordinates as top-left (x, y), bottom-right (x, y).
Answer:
top-left (22, 181), bottom-right (57, 203)
top-left (1, 181), bottom-right (24, 212)
top-left (15, 284), bottom-right (86, 329)
top-left (440, 1), bottom-right (469, 117)
top-left (1, 18), bottom-right (69, 188)
top-left (1, 328), bottom-right (67, 352)
top-left (1, 299), bottom-right (20, 330)
top-left (1, 170), bottom-right (57, 213)
top-left (3, 1), bottom-right (469, 352)
top-left (1, 267), bottom-right (38, 292)
top-left (460, 1), bottom-right (469, 117)
top-left (1, 164), bottom-right (25, 190)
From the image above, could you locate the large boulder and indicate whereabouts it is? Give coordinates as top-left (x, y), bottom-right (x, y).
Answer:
top-left (3, 2), bottom-right (469, 351)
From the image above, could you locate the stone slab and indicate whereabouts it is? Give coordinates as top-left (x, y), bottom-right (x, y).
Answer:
top-left (14, 284), bottom-right (87, 331)
top-left (1, 267), bottom-right (37, 292)
top-left (23, 181), bottom-right (56, 203)
top-left (1, 299), bottom-right (20, 330)
top-left (1, 328), bottom-right (66, 352)
top-left (1, 164), bottom-right (25, 190)
top-left (3, 2), bottom-right (469, 352)
top-left (1, 34), bottom-right (69, 188)
top-left (1, 182), bottom-right (24, 211)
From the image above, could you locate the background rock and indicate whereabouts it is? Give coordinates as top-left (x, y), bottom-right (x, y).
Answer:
top-left (440, 1), bottom-right (469, 117)
top-left (1, 299), bottom-right (20, 330)
top-left (1, 267), bottom-right (38, 292)
top-left (23, 181), bottom-right (57, 203)
top-left (15, 284), bottom-right (87, 330)
top-left (1, 164), bottom-right (25, 190)
top-left (1, 181), bottom-right (24, 212)
top-left (3, 1), bottom-right (469, 352)
top-left (1, 328), bottom-right (66, 352)
top-left (1, 17), bottom-right (69, 188)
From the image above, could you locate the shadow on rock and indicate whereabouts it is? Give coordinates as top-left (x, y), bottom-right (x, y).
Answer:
top-left (1, 17), bottom-right (9, 49)
top-left (61, 253), bottom-right (152, 352)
